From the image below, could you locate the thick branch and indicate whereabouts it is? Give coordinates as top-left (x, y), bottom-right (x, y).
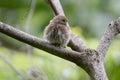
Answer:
top-left (46, 0), bottom-right (88, 52)
top-left (97, 18), bottom-right (120, 59)
top-left (0, 22), bottom-right (81, 63)
top-left (76, 49), bottom-right (108, 80)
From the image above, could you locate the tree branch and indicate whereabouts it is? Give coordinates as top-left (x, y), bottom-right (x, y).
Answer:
top-left (0, 0), bottom-right (120, 80)
top-left (46, 0), bottom-right (65, 16)
top-left (0, 22), bottom-right (82, 64)
top-left (97, 18), bottom-right (120, 60)
top-left (68, 33), bottom-right (88, 52)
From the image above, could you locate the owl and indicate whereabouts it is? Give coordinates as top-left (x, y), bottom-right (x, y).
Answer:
top-left (44, 15), bottom-right (70, 47)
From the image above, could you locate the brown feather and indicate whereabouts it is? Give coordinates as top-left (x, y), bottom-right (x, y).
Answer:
top-left (44, 15), bottom-right (70, 47)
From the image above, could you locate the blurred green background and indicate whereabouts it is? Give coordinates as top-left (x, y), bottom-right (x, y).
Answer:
top-left (0, 0), bottom-right (120, 80)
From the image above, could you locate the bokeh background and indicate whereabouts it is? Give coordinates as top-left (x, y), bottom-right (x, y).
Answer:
top-left (0, 0), bottom-right (120, 80)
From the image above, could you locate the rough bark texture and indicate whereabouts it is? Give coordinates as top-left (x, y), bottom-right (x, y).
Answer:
top-left (0, 0), bottom-right (120, 80)
top-left (97, 19), bottom-right (120, 59)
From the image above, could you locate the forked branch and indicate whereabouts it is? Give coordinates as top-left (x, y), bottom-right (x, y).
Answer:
top-left (46, 0), bottom-right (120, 80)
top-left (0, 0), bottom-right (120, 80)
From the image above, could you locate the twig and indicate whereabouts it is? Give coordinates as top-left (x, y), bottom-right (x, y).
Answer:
top-left (24, 0), bottom-right (36, 32)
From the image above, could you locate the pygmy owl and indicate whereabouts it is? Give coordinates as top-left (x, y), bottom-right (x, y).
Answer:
top-left (44, 15), bottom-right (70, 47)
